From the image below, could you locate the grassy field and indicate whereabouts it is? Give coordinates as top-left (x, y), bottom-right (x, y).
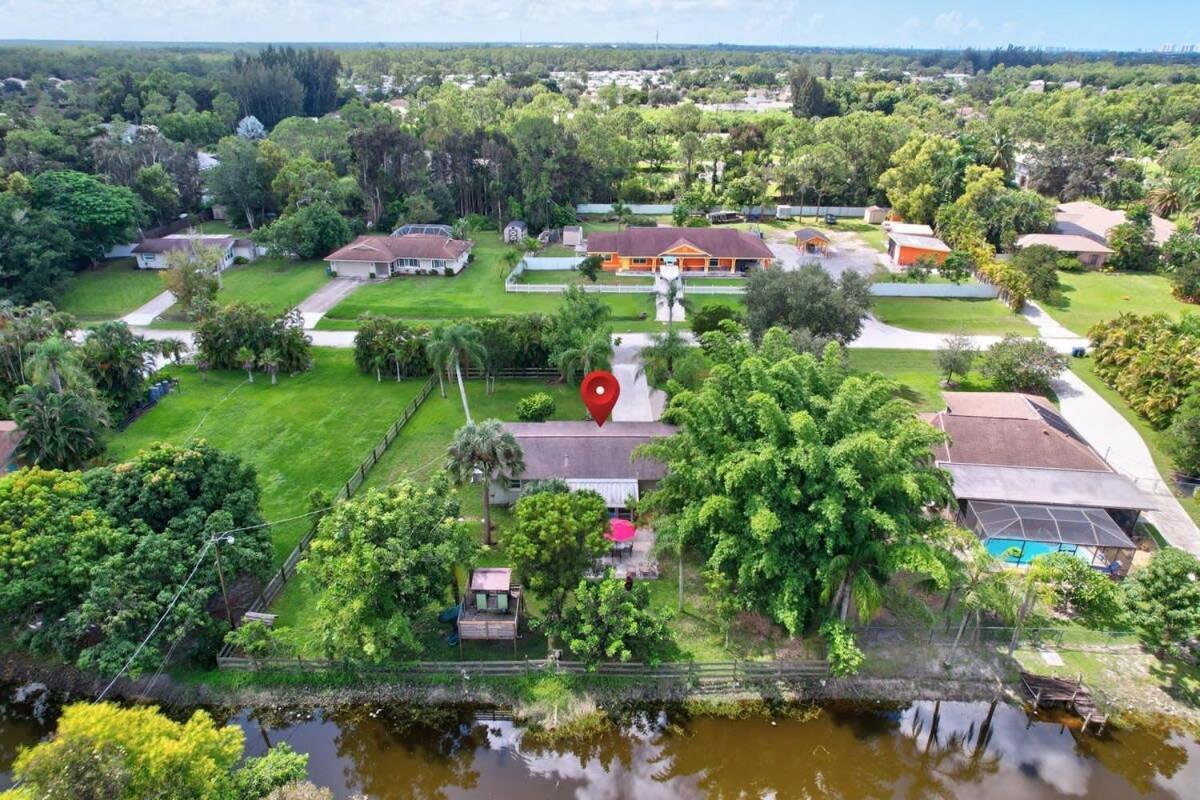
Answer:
top-left (517, 269), bottom-right (653, 286)
top-left (872, 297), bottom-right (1037, 335)
top-left (106, 348), bottom-right (425, 562)
top-left (319, 230), bottom-right (745, 333)
top-left (56, 259), bottom-right (164, 321)
top-left (196, 220), bottom-right (245, 235)
top-left (847, 349), bottom-right (995, 411)
top-left (1070, 358), bottom-right (1200, 527)
top-left (157, 257), bottom-right (330, 323)
top-left (1043, 270), bottom-right (1196, 336)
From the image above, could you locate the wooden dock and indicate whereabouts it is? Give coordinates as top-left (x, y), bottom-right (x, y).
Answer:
top-left (1020, 671), bottom-right (1108, 733)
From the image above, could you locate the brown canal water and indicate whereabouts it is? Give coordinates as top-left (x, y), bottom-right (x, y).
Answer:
top-left (3, 684), bottom-right (1199, 798)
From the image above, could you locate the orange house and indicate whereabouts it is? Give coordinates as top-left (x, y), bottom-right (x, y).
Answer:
top-left (887, 232), bottom-right (952, 267)
top-left (586, 227), bottom-right (775, 273)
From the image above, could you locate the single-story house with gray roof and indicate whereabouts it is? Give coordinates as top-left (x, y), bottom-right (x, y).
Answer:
top-left (489, 421), bottom-right (676, 516)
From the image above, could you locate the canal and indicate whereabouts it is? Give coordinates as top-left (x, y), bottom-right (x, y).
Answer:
top-left (3, 684), bottom-right (1198, 798)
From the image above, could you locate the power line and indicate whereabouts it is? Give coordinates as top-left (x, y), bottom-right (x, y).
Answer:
top-left (94, 504), bottom-right (335, 702)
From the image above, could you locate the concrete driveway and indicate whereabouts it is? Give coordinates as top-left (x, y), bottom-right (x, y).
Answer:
top-left (297, 278), bottom-right (362, 328)
top-left (767, 230), bottom-right (885, 279)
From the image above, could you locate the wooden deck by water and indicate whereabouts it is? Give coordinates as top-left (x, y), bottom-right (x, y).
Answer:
top-left (1020, 671), bottom-right (1109, 733)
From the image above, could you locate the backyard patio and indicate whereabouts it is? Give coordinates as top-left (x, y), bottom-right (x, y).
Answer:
top-left (589, 520), bottom-right (659, 579)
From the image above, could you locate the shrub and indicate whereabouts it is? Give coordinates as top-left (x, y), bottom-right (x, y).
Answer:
top-left (683, 216), bottom-right (711, 227)
top-left (980, 334), bottom-right (1066, 394)
top-left (443, 266), bottom-right (453, 276)
top-left (233, 255), bottom-right (249, 265)
top-left (820, 620), bottom-right (864, 677)
top-left (1167, 393), bottom-right (1200, 477)
top-left (516, 392), bottom-right (556, 422)
top-left (1089, 313), bottom-right (1200, 427)
top-left (625, 215), bottom-right (658, 227)
top-left (690, 303), bottom-right (741, 335)
top-left (1170, 259), bottom-right (1200, 304)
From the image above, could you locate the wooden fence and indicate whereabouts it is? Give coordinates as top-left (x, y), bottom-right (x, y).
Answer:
top-left (234, 375), bottom-right (437, 622)
top-left (215, 655), bottom-right (830, 681)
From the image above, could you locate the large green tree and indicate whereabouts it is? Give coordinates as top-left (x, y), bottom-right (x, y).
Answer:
top-left (640, 327), bottom-right (952, 635)
top-left (743, 263), bottom-right (872, 343)
top-left (302, 480), bottom-right (476, 661)
top-left (505, 489), bottom-right (610, 629)
top-left (1124, 548), bottom-right (1200, 656)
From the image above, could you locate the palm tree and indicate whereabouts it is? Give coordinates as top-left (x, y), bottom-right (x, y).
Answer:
top-left (387, 335), bottom-right (411, 382)
top-left (821, 538), bottom-right (946, 624)
top-left (1147, 174), bottom-right (1197, 218)
top-left (158, 337), bottom-right (188, 365)
top-left (27, 336), bottom-right (79, 394)
top-left (500, 246), bottom-right (524, 285)
top-left (258, 347), bottom-right (281, 385)
top-left (446, 420), bottom-right (525, 546)
top-left (425, 323), bottom-right (487, 422)
top-left (236, 346), bottom-right (256, 383)
top-left (946, 541), bottom-right (1007, 660)
top-left (552, 328), bottom-right (613, 384)
top-left (637, 328), bottom-right (690, 387)
top-left (611, 199), bottom-right (631, 230)
top-left (10, 384), bottom-right (107, 470)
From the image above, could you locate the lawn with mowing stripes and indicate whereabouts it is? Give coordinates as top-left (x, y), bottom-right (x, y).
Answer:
top-left (847, 348), bottom-right (996, 411)
top-left (872, 296), bottom-right (1036, 336)
top-left (57, 259), bottom-right (164, 321)
top-left (105, 348), bottom-right (424, 563)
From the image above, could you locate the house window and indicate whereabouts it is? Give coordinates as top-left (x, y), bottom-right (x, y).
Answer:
top-left (143, 253), bottom-right (156, 263)
top-left (708, 258), bottom-right (719, 267)
top-left (432, 259), bottom-right (447, 269)
top-left (632, 257), bottom-right (648, 265)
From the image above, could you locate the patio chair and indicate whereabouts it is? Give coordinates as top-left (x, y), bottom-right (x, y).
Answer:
top-left (496, 593), bottom-right (509, 613)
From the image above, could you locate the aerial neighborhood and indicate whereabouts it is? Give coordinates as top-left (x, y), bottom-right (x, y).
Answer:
top-left (2, 22), bottom-right (1200, 799)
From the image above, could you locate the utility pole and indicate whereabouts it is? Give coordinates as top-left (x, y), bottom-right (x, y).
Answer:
top-left (213, 534), bottom-right (234, 626)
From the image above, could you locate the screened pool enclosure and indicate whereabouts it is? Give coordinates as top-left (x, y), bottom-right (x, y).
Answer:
top-left (961, 500), bottom-right (1137, 575)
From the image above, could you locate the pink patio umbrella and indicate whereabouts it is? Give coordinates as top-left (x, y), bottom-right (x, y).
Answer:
top-left (605, 518), bottom-right (637, 543)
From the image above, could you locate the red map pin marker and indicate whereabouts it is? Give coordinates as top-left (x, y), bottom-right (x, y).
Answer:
top-left (581, 370), bottom-right (620, 427)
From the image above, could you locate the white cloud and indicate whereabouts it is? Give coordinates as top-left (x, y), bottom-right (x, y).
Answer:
top-left (933, 10), bottom-right (982, 36)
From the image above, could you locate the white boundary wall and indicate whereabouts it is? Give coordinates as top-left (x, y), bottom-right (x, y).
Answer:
top-left (870, 282), bottom-right (999, 298)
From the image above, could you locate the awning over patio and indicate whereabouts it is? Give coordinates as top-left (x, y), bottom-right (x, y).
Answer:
top-left (566, 479), bottom-right (639, 509)
top-left (964, 501), bottom-right (1137, 551)
top-left (942, 463), bottom-right (1157, 511)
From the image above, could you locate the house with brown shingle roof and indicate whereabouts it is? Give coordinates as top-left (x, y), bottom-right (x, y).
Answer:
top-left (324, 234), bottom-right (473, 280)
top-left (926, 392), bottom-right (1154, 575)
top-left (585, 227), bottom-right (774, 273)
top-left (1054, 200), bottom-right (1175, 249)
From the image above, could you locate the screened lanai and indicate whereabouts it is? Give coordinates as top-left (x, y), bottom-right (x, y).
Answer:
top-left (962, 500), bottom-right (1137, 575)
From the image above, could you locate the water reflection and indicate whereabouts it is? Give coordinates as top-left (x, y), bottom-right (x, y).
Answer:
top-left (3, 685), bottom-right (1198, 799)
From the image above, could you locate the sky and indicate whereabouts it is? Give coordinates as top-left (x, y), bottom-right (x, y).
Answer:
top-left (0, 1), bottom-right (1197, 51)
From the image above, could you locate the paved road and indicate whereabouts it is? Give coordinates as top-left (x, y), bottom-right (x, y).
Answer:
top-left (297, 278), bottom-right (361, 328)
top-left (121, 290), bottom-right (176, 326)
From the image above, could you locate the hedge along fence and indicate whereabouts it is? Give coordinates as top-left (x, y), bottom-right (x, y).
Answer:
top-left (232, 375), bottom-right (438, 627)
top-left (215, 655), bottom-right (831, 680)
top-left (869, 282), bottom-right (1000, 298)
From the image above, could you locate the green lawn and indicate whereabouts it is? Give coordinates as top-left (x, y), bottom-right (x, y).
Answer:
top-left (196, 220), bottom-right (245, 235)
top-left (518, 270), bottom-right (653, 286)
top-left (318, 229), bottom-right (739, 333)
top-left (1070, 358), bottom-right (1200, 527)
top-left (105, 348), bottom-right (425, 563)
top-left (56, 259), bottom-right (164, 321)
top-left (847, 349), bottom-right (995, 411)
top-left (156, 257), bottom-right (331, 323)
top-left (1043, 270), bottom-right (1196, 336)
top-left (872, 297), bottom-right (1036, 336)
